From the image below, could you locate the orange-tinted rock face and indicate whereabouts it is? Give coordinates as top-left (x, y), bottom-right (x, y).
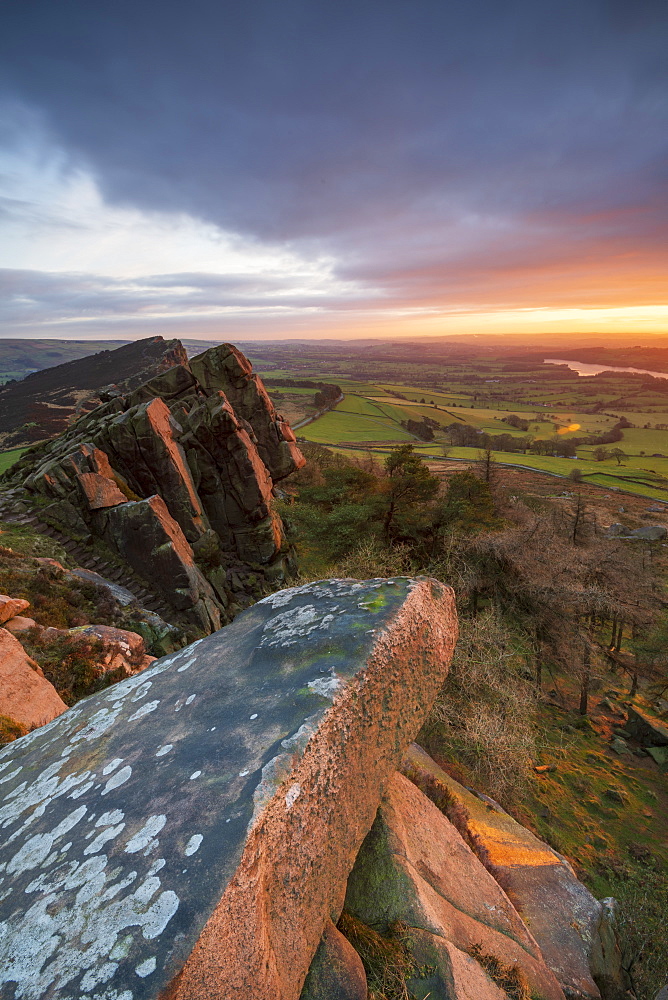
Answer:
top-left (400, 744), bottom-right (628, 1000)
top-left (163, 579), bottom-right (457, 1000)
top-left (345, 772), bottom-right (565, 1000)
top-left (76, 472), bottom-right (127, 509)
top-left (0, 628), bottom-right (67, 728)
top-left (0, 595), bottom-right (30, 625)
top-left (14, 342), bottom-right (304, 631)
top-left (2, 615), bottom-right (37, 634)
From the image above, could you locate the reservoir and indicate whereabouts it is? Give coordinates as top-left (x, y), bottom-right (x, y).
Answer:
top-left (544, 358), bottom-right (668, 381)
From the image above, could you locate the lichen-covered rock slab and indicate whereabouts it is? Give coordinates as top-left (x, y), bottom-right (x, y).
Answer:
top-left (401, 744), bottom-right (628, 1000)
top-left (0, 577), bottom-right (456, 1000)
top-left (345, 771), bottom-right (565, 1000)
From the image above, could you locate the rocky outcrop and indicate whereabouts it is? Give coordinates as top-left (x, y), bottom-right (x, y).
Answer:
top-left (400, 744), bottom-right (628, 1000)
top-left (41, 623), bottom-right (155, 676)
top-left (344, 770), bottom-right (565, 1000)
top-left (0, 577), bottom-right (457, 1000)
top-left (0, 628), bottom-right (67, 729)
top-left (5, 342), bottom-right (305, 631)
top-left (625, 706), bottom-right (668, 747)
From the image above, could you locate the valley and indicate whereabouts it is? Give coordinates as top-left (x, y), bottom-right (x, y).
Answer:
top-left (0, 337), bottom-right (666, 999)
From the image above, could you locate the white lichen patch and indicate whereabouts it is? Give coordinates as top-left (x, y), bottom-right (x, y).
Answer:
top-left (103, 760), bottom-right (124, 776)
top-left (260, 605), bottom-right (337, 648)
top-left (155, 745), bottom-right (173, 757)
top-left (307, 675), bottom-right (342, 700)
top-left (184, 835), bottom-right (202, 857)
top-left (135, 956), bottom-right (156, 978)
top-left (102, 767), bottom-right (132, 796)
top-left (0, 848), bottom-right (179, 1000)
top-left (125, 816), bottom-right (167, 855)
top-left (127, 700), bottom-right (159, 722)
top-left (285, 784), bottom-right (301, 810)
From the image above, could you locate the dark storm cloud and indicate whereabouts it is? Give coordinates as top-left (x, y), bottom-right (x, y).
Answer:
top-left (0, 0), bottom-right (666, 319)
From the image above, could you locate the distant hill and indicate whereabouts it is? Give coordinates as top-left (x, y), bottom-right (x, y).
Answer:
top-left (0, 339), bottom-right (132, 382)
top-left (0, 337), bottom-right (187, 448)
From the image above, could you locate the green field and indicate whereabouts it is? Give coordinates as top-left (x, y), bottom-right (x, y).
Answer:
top-left (299, 384), bottom-right (668, 501)
top-left (0, 448), bottom-right (29, 474)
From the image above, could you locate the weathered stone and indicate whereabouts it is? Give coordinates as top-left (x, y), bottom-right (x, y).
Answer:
top-left (0, 594), bottom-right (30, 624)
top-left (629, 524), bottom-right (668, 540)
top-left (9, 342), bottom-right (304, 630)
top-left (625, 706), bottom-right (668, 746)
top-left (0, 628), bottom-right (67, 728)
top-left (0, 577), bottom-right (456, 1000)
top-left (605, 523), bottom-right (626, 537)
top-left (300, 920), bottom-right (367, 1000)
top-left (610, 736), bottom-right (633, 756)
top-left (400, 744), bottom-right (628, 1000)
top-left (102, 495), bottom-right (220, 631)
top-left (103, 397), bottom-right (206, 541)
top-left (76, 471), bottom-right (128, 509)
top-left (3, 615), bottom-right (37, 634)
top-left (344, 770), bottom-right (564, 1000)
top-left (190, 343), bottom-right (306, 481)
top-left (646, 746), bottom-right (668, 766)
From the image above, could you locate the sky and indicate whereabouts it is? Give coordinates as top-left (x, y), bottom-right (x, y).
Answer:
top-left (0, 0), bottom-right (666, 343)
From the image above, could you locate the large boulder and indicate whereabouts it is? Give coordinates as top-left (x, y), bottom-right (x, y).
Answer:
top-left (625, 706), bottom-right (668, 746)
top-left (0, 628), bottom-right (67, 729)
top-left (629, 525), bottom-right (668, 541)
top-left (344, 771), bottom-right (565, 1000)
top-left (8, 342), bottom-right (305, 632)
top-left (0, 595), bottom-right (30, 625)
top-left (401, 744), bottom-right (628, 1000)
top-left (0, 577), bottom-right (457, 1000)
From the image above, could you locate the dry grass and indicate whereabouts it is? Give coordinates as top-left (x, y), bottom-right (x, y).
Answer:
top-left (421, 610), bottom-right (539, 804)
top-left (337, 913), bottom-right (419, 1000)
top-left (467, 944), bottom-right (531, 1000)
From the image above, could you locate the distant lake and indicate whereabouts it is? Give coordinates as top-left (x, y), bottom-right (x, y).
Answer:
top-left (544, 358), bottom-right (668, 381)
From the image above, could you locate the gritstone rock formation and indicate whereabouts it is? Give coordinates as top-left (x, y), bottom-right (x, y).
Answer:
top-left (4, 343), bottom-right (305, 633)
top-left (0, 577), bottom-right (458, 1000)
top-left (398, 744), bottom-right (628, 1000)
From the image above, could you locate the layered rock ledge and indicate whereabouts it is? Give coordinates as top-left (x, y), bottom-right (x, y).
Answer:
top-left (0, 576), bottom-right (457, 1000)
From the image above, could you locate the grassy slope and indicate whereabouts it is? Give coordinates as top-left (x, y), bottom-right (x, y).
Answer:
top-left (0, 448), bottom-right (29, 474)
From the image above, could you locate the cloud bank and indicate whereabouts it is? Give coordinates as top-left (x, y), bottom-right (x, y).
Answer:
top-left (0, 0), bottom-right (666, 338)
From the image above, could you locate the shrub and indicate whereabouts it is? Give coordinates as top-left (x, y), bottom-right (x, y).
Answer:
top-left (21, 630), bottom-right (124, 706)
